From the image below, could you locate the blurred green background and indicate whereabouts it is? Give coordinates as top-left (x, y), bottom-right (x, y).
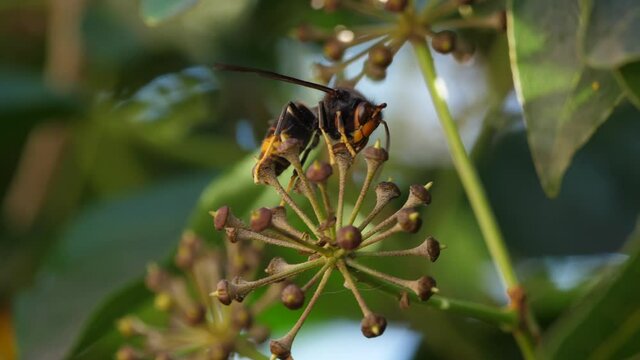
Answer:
top-left (1, 0), bottom-right (639, 359)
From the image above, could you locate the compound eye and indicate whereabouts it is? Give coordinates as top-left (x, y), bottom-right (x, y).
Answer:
top-left (355, 102), bottom-right (372, 127)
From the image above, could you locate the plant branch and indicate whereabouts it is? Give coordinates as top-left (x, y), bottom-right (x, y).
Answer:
top-left (351, 270), bottom-right (517, 327)
top-left (411, 37), bottom-right (539, 357)
top-left (410, 38), bottom-right (518, 291)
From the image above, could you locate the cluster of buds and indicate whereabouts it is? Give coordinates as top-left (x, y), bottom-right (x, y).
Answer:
top-left (116, 232), bottom-right (278, 360)
top-left (296, 0), bottom-right (507, 84)
top-left (211, 138), bottom-right (445, 359)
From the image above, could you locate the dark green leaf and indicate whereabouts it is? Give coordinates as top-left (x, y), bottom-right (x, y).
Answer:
top-left (582, 0), bottom-right (640, 68)
top-left (615, 61), bottom-right (640, 109)
top-left (507, 0), bottom-right (624, 197)
top-left (540, 220), bottom-right (640, 359)
top-left (13, 174), bottom-right (213, 360)
top-left (139, 0), bottom-right (199, 26)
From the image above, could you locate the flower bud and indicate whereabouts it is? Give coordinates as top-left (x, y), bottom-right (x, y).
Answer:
top-left (306, 161), bottom-right (333, 183)
top-left (214, 279), bottom-right (232, 305)
top-left (431, 30), bottom-right (457, 54)
top-left (337, 225), bottom-right (363, 250)
top-left (250, 207), bottom-right (272, 232)
top-left (369, 45), bottom-right (394, 68)
top-left (270, 339), bottom-right (292, 359)
top-left (397, 208), bottom-right (422, 233)
top-left (249, 325), bottom-right (271, 344)
top-left (376, 181), bottom-right (401, 202)
top-left (415, 276), bottom-right (437, 301)
top-left (363, 144), bottom-right (389, 162)
top-left (324, 38), bottom-right (345, 61)
top-left (361, 313), bottom-right (387, 338)
top-left (281, 283), bottom-right (305, 310)
top-left (426, 237), bottom-right (441, 262)
top-left (212, 206), bottom-right (230, 230)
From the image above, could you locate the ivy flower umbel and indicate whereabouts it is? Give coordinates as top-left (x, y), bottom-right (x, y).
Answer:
top-left (211, 139), bottom-right (445, 360)
top-left (116, 232), bottom-right (277, 360)
top-left (296, 0), bottom-right (506, 84)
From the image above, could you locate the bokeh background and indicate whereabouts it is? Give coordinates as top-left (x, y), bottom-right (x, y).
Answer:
top-left (1, 0), bottom-right (639, 359)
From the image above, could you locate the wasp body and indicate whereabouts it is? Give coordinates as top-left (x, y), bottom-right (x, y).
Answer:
top-left (215, 64), bottom-right (389, 181)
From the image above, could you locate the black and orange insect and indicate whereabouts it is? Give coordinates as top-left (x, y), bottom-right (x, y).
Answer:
top-left (214, 64), bottom-right (389, 182)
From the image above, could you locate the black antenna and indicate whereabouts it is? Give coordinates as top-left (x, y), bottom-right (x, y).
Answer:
top-left (214, 63), bottom-right (336, 94)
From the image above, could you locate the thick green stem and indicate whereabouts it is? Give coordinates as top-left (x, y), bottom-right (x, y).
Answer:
top-left (411, 39), bottom-right (517, 290)
top-left (411, 38), bottom-right (539, 357)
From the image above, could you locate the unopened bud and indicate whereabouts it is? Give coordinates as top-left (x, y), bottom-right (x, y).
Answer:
top-left (397, 208), bottom-right (422, 233)
top-left (214, 279), bottom-right (232, 305)
top-left (250, 208), bottom-right (272, 232)
top-left (369, 45), bottom-right (394, 68)
top-left (306, 161), bottom-right (333, 183)
top-left (281, 283), bottom-right (305, 309)
top-left (431, 30), bottom-right (457, 54)
top-left (363, 143), bottom-right (389, 162)
top-left (364, 60), bottom-right (387, 81)
top-left (231, 306), bottom-right (253, 329)
top-left (361, 313), bottom-right (387, 338)
top-left (426, 237), bottom-right (441, 262)
top-left (324, 38), bottom-right (345, 61)
top-left (337, 225), bottom-right (363, 250)
top-left (415, 276), bottom-right (437, 301)
top-left (270, 338), bottom-right (292, 359)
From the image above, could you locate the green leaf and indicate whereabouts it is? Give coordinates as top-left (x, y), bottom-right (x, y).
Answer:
top-left (507, 0), bottom-right (624, 197)
top-left (615, 61), bottom-right (640, 109)
top-left (582, 0), bottom-right (640, 68)
top-left (540, 219), bottom-right (640, 359)
top-left (139, 0), bottom-right (199, 26)
top-left (13, 173), bottom-right (213, 360)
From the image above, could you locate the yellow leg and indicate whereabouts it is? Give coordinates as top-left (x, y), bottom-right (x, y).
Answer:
top-left (336, 111), bottom-right (357, 157)
top-left (253, 136), bottom-right (277, 183)
top-left (320, 127), bottom-right (336, 165)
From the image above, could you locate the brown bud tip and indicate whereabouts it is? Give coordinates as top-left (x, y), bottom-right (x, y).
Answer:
top-left (415, 276), bottom-right (437, 301)
top-left (364, 60), bottom-right (387, 81)
top-left (266, 257), bottom-right (291, 276)
top-left (270, 339), bottom-right (291, 359)
top-left (213, 206), bottom-right (230, 231)
top-left (363, 145), bottom-right (389, 162)
top-left (281, 283), bottom-right (305, 310)
top-left (376, 181), bottom-right (401, 199)
top-left (384, 0), bottom-right (408, 12)
top-left (361, 313), bottom-right (387, 338)
top-left (306, 161), bottom-right (333, 183)
top-left (426, 237), bottom-right (441, 262)
top-left (410, 184), bottom-right (432, 205)
top-left (336, 225), bottom-right (363, 250)
top-left (231, 306), bottom-right (253, 329)
top-left (116, 346), bottom-right (139, 360)
top-left (214, 279), bottom-right (232, 305)
top-left (323, 38), bottom-right (345, 61)
top-left (397, 208), bottom-right (422, 233)
top-left (369, 45), bottom-right (394, 68)
top-left (225, 227), bottom-right (239, 243)
top-left (431, 30), bottom-right (457, 54)
top-left (251, 207), bottom-right (272, 232)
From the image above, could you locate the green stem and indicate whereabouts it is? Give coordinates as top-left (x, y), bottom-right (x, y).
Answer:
top-left (411, 38), bottom-right (539, 357)
top-left (411, 38), bottom-right (517, 290)
top-left (352, 270), bottom-right (517, 327)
